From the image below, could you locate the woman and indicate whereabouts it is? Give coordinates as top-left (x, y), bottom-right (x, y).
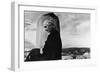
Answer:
top-left (42, 13), bottom-right (62, 60)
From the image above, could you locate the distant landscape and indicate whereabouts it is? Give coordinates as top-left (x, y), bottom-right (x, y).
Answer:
top-left (62, 47), bottom-right (90, 60)
top-left (24, 47), bottom-right (90, 61)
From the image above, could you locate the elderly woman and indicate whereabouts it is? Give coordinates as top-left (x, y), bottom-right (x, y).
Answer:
top-left (42, 13), bottom-right (62, 60)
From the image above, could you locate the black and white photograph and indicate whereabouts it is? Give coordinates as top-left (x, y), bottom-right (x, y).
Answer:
top-left (24, 11), bottom-right (90, 62)
top-left (10, 2), bottom-right (97, 71)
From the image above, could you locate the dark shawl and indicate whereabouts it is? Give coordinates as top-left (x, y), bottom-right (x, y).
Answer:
top-left (43, 29), bottom-right (62, 60)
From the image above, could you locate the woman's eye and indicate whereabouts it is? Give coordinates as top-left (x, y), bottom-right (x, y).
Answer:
top-left (48, 22), bottom-right (52, 24)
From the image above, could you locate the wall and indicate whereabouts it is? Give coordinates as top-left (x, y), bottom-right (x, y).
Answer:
top-left (0, 0), bottom-right (100, 73)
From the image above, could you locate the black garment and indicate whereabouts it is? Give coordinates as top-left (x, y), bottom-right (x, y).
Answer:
top-left (25, 49), bottom-right (41, 61)
top-left (43, 29), bottom-right (62, 60)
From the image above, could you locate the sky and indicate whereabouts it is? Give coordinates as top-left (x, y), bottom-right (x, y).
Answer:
top-left (24, 11), bottom-right (90, 49)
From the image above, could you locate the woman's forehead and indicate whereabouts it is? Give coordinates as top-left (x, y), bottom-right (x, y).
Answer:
top-left (43, 19), bottom-right (52, 25)
top-left (44, 18), bottom-right (56, 24)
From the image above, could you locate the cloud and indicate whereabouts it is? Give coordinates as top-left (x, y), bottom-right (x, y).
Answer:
top-left (58, 13), bottom-right (90, 48)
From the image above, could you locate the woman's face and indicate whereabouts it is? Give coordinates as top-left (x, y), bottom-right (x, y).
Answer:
top-left (43, 18), bottom-right (55, 32)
